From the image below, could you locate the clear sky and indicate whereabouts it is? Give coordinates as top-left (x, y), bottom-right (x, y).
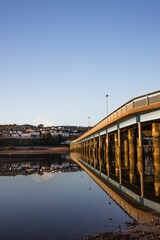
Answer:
top-left (0, 0), bottom-right (160, 127)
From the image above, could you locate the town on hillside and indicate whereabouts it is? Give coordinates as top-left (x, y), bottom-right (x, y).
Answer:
top-left (0, 124), bottom-right (90, 147)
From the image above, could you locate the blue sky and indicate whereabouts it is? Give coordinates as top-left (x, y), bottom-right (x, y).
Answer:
top-left (0, 0), bottom-right (160, 126)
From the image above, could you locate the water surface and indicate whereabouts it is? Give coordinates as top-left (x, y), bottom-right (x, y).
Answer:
top-left (0, 155), bottom-right (132, 239)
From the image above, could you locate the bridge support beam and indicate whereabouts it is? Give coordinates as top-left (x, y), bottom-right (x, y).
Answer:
top-left (124, 139), bottom-right (129, 170)
top-left (118, 129), bottom-right (122, 185)
top-left (152, 122), bottom-right (160, 197)
top-left (137, 122), bottom-right (144, 198)
top-left (98, 134), bottom-right (102, 173)
top-left (128, 129), bottom-right (136, 185)
top-left (93, 138), bottom-right (96, 169)
top-left (114, 133), bottom-right (119, 177)
top-left (105, 133), bottom-right (109, 177)
top-left (88, 139), bottom-right (92, 166)
top-left (95, 139), bottom-right (99, 169)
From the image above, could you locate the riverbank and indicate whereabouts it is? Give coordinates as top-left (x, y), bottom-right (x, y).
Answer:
top-left (85, 219), bottom-right (160, 240)
top-left (0, 146), bottom-right (70, 159)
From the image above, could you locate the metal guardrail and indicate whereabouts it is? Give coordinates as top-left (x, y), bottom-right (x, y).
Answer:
top-left (71, 90), bottom-right (160, 143)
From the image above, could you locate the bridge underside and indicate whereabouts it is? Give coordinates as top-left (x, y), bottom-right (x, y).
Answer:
top-left (71, 109), bottom-right (160, 204)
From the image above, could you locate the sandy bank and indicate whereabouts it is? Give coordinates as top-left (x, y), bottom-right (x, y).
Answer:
top-left (0, 146), bottom-right (70, 157)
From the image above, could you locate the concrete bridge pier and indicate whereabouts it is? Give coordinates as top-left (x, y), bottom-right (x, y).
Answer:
top-left (124, 138), bottom-right (129, 170)
top-left (114, 133), bottom-right (119, 177)
top-left (90, 139), bottom-right (94, 166)
top-left (93, 138), bottom-right (96, 169)
top-left (118, 129), bottom-right (122, 185)
top-left (137, 122), bottom-right (144, 198)
top-left (86, 141), bottom-right (89, 164)
top-left (94, 139), bottom-right (99, 170)
top-left (102, 136), bottom-right (106, 172)
top-left (98, 134), bottom-right (102, 174)
top-left (152, 122), bottom-right (160, 197)
top-left (105, 133), bottom-right (110, 177)
top-left (128, 129), bottom-right (136, 185)
top-left (88, 139), bottom-right (92, 165)
top-left (83, 141), bottom-right (86, 157)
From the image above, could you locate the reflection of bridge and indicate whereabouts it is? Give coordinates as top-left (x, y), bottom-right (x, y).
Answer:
top-left (70, 90), bottom-right (160, 212)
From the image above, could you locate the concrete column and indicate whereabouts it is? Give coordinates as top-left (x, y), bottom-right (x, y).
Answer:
top-left (88, 139), bottom-right (91, 166)
top-left (85, 141), bottom-right (88, 160)
top-left (90, 139), bottom-right (94, 166)
top-left (81, 141), bottom-right (84, 155)
top-left (87, 140), bottom-right (90, 164)
top-left (83, 141), bottom-right (86, 161)
top-left (94, 139), bottom-right (97, 159)
top-left (102, 138), bottom-right (106, 164)
top-left (98, 134), bottom-right (102, 173)
top-left (106, 133), bottom-right (110, 177)
top-left (124, 139), bottom-right (129, 169)
top-left (137, 122), bottom-right (144, 198)
top-left (86, 141), bottom-right (89, 163)
top-left (114, 133), bottom-right (119, 177)
top-left (83, 141), bottom-right (86, 156)
top-left (152, 122), bottom-right (160, 197)
top-left (95, 139), bottom-right (99, 169)
top-left (93, 137), bottom-right (96, 169)
top-left (118, 129), bottom-right (122, 184)
top-left (128, 129), bottom-right (136, 184)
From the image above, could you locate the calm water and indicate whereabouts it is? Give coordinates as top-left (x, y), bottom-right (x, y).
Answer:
top-left (0, 154), bottom-right (132, 240)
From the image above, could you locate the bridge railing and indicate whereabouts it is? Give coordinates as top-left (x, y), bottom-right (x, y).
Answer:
top-left (71, 90), bottom-right (160, 143)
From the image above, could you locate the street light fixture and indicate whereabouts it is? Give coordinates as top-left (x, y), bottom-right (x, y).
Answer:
top-left (106, 94), bottom-right (109, 116)
top-left (88, 116), bottom-right (90, 127)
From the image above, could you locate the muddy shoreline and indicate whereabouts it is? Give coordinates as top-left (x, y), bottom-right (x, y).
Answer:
top-left (0, 146), bottom-right (70, 160)
top-left (85, 219), bottom-right (160, 240)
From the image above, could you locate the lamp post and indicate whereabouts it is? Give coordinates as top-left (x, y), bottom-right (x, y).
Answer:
top-left (106, 94), bottom-right (109, 116)
top-left (88, 116), bottom-right (90, 127)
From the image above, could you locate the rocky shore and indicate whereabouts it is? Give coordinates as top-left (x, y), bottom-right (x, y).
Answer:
top-left (85, 219), bottom-right (160, 240)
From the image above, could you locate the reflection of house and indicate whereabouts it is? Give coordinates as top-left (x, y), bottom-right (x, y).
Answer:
top-left (21, 133), bottom-right (32, 138)
top-left (0, 159), bottom-right (82, 176)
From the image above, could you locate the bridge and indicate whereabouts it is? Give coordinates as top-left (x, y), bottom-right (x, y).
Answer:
top-left (70, 90), bottom-right (160, 214)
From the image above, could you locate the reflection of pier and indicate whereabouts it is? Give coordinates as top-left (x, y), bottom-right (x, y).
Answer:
top-left (70, 91), bottom-right (160, 214)
top-left (71, 152), bottom-right (159, 222)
